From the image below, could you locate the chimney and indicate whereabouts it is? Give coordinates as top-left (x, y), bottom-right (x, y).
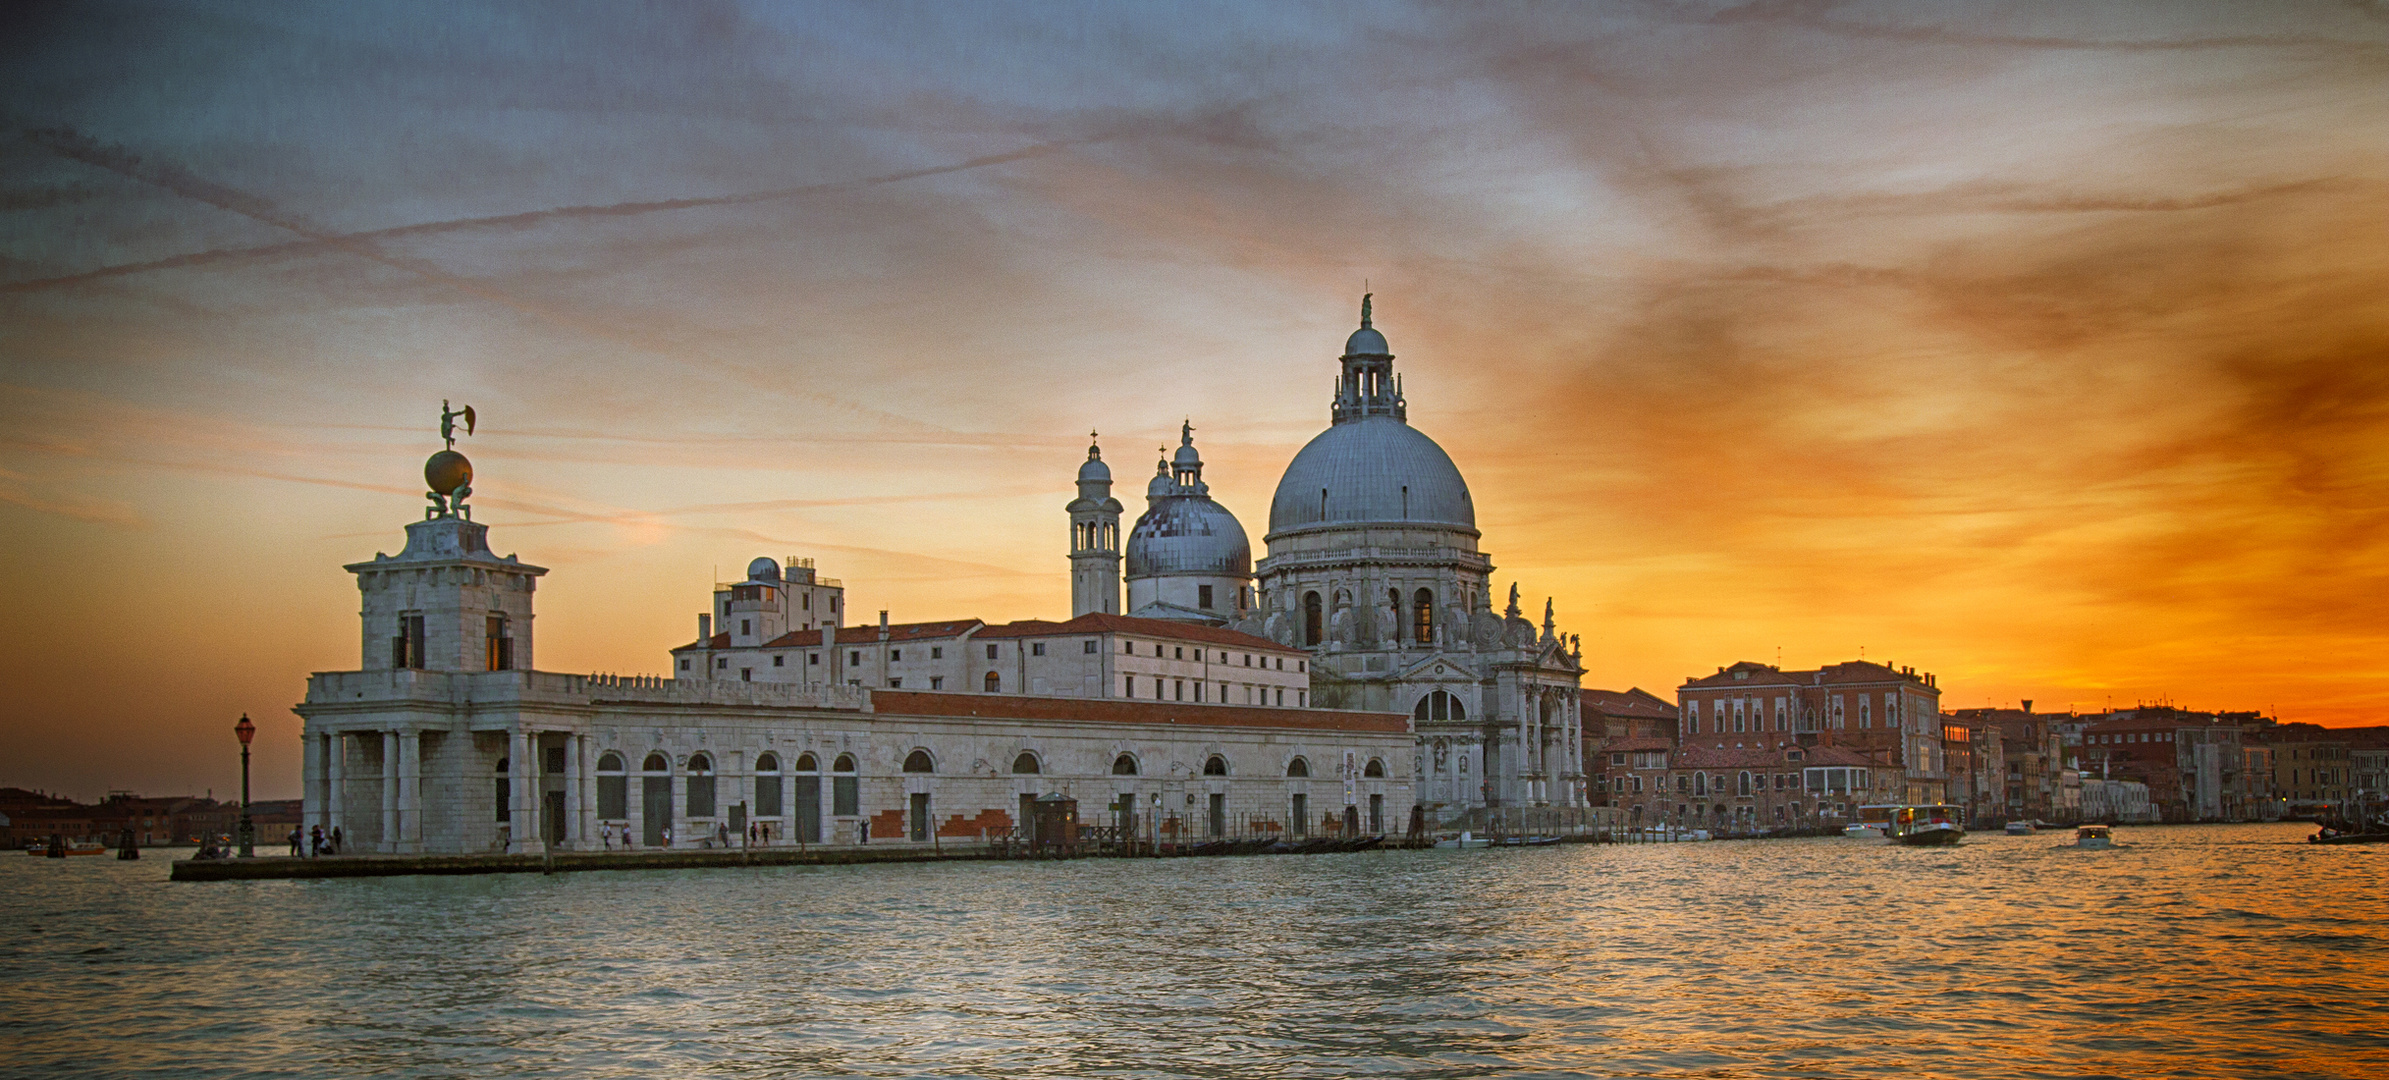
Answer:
top-left (879, 610), bottom-right (890, 639)
top-left (2022, 699), bottom-right (2033, 714)
top-left (699, 614), bottom-right (711, 640)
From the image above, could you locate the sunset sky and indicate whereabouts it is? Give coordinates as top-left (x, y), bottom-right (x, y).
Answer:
top-left (3, 2), bottom-right (2385, 800)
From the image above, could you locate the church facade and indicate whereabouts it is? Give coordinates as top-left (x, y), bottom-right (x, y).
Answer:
top-left (1071, 298), bottom-right (1590, 813)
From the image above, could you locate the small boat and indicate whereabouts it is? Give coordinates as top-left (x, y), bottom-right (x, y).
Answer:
top-left (59, 840), bottom-right (107, 857)
top-left (1845, 805), bottom-right (1898, 839)
top-left (2004, 821), bottom-right (2035, 836)
top-left (1887, 805), bottom-right (1965, 846)
top-left (2308, 829), bottom-right (2389, 845)
top-left (2075, 824), bottom-right (2113, 849)
top-left (1434, 831), bottom-right (1492, 849)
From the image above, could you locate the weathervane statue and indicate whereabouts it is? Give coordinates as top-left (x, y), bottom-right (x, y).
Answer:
top-left (425, 400), bottom-right (477, 519)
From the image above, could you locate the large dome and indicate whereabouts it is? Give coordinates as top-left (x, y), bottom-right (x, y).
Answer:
top-left (1127, 496), bottom-right (1251, 578)
top-left (1268, 415), bottom-right (1475, 535)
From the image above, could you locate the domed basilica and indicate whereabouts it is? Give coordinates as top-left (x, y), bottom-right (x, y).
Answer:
top-left (1075, 297), bottom-right (1588, 811)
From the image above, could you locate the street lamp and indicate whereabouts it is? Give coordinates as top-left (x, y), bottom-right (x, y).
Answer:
top-left (233, 713), bottom-right (256, 858)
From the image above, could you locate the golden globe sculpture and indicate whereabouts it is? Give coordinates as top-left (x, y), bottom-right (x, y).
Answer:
top-left (425, 449), bottom-right (472, 496)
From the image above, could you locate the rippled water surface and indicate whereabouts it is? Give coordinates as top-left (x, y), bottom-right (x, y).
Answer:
top-left (4, 824), bottom-right (2384, 1078)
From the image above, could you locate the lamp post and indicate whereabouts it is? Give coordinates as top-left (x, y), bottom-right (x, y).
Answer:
top-left (233, 713), bottom-right (256, 858)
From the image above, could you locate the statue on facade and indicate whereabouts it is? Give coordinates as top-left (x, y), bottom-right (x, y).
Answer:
top-left (425, 400), bottom-right (477, 519)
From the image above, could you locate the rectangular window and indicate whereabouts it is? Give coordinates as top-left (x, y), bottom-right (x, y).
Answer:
top-left (1276, 688), bottom-right (1284, 706)
top-left (687, 774), bottom-right (716, 819)
top-left (850, 651), bottom-right (861, 666)
top-left (989, 644), bottom-right (1001, 660)
top-left (1198, 584), bottom-right (1213, 609)
top-left (486, 615), bottom-right (512, 671)
top-left (740, 668), bottom-right (751, 681)
top-left (716, 658), bottom-right (727, 669)
top-left (1124, 676), bottom-right (1135, 697)
top-left (756, 774), bottom-right (782, 817)
top-left (833, 775), bottom-right (858, 816)
top-left (1194, 649), bottom-right (1204, 662)
top-left (808, 652), bottom-right (819, 666)
top-left (494, 776), bottom-right (510, 822)
top-left (1123, 641), bottom-right (1134, 654)
top-left (1174, 647), bottom-right (1184, 659)
top-left (740, 619), bottom-right (751, 636)
top-left (1297, 661), bottom-right (1305, 673)
top-left (1291, 794), bottom-right (1308, 837)
top-left (888, 678), bottom-right (902, 688)
top-left (931, 646), bottom-right (943, 659)
top-left (1244, 654), bottom-right (1252, 667)
top-left (679, 658), bottom-right (689, 671)
top-left (1195, 683), bottom-right (1204, 702)
top-left (1298, 690), bottom-right (1306, 708)
top-left (1174, 680), bottom-right (1184, 701)
top-left (773, 655), bottom-right (785, 667)
top-left (1084, 640), bottom-right (1097, 654)
top-left (891, 649), bottom-right (902, 662)
top-left (546, 746), bottom-right (567, 775)
top-left (395, 614), bottom-right (425, 670)
top-left (929, 676), bottom-right (943, 690)
top-left (802, 594), bottom-right (810, 610)
top-left (1032, 642), bottom-right (1046, 656)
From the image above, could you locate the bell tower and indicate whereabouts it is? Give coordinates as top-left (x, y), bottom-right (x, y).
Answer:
top-left (1068, 432), bottom-right (1123, 617)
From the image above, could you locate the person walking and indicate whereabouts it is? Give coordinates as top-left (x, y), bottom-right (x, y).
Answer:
top-left (330, 825), bottom-right (343, 854)
top-left (309, 824), bottom-right (325, 857)
top-left (601, 824), bottom-right (613, 851)
top-left (288, 828), bottom-right (302, 857)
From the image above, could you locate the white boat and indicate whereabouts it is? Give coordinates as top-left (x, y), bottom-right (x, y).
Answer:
top-left (2004, 821), bottom-right (2035, 836)
top-left (1887, 805), bottom-right (1966, 846)
top-left (2074, 824), bottom-right (2113, 849)
top-left (1433, 831), bottom-right (1492, 849)
top-left (1844, 805), bottom-right (1897, 838)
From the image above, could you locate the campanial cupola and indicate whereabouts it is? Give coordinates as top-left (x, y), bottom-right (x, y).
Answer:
top-left (1333, 293), bottom-right (1405, 424)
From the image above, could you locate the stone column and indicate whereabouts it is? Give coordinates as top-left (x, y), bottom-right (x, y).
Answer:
top-left (564, 732), bottom-right (585, 851)
top-left (511, 728), bottom-right (535, 853)
top-left (303, 731), bottom-right (325, 834)
top-left (381, 730), bottom-right (399, 853)
top-left (398, 729), bottom-right (423, 853)
top-left (324, 733), bottom-right (345, 837)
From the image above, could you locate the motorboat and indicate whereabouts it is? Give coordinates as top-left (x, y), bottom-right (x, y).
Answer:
top-left (2004, 821), bottom-right (2035, 836)
top-left (2074, 824), bottom-right (2113, 849)
top-left (1845, 805), bottom-right (1898, 839)
top-left (1887, 805), bottom-right (1966, 846)
top-left (1433, 831), bottom-right (1492, 849)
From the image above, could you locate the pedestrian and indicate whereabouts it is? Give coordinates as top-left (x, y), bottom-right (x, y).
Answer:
top-left (288, 828), bottom-right (302, 857)
top-left (660, 825), bottom-right (671, 848)
top-left (331, 825), bottom-right (343, 854)
top-left (309, 824), bottom-right (323, 857)
top-left (601, 824), bottom-right (613, 851)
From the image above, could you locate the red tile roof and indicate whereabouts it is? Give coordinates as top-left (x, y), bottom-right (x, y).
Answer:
top-left (675, 621), bottom-right (988, 652)
top-left (974, 612), bottom-right (1297, 652)
top-left (872, 690), bottom-right (1405, 734)
top-left (1596, 736), bottom-right (1676, 754)
top-left (1582, 687), bottom-right (1677, 718)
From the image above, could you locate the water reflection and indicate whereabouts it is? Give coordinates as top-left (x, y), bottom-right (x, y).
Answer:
top-left (4, 824), bottom-right (2383, 1078)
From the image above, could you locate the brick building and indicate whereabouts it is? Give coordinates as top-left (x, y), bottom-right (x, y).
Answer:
top-left (1676, 659), bottom-right (1947, 806)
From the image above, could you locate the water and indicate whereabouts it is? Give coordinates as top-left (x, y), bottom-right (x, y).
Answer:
top-left (3, 823), bottom-right (2382, 1079)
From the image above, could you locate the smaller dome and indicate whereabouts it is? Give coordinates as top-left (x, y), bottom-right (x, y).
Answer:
top-left (746, 557), bottom-right (780, 582)
top-left (1077, 434), bottom-right (1111, 483)
top-left (1343, 325), bottom-right (1389, 357)
top-left (1146, 465), bottom-right (1174, 499)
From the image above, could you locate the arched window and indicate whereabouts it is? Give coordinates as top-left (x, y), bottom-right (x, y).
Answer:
top-left (687, 753), bottom-right (716, 818)
top-left (1694, 772), bottom-right (1707, 796)
top-left (596, 752), bottom-right (627, 820)
top-left (1737, 771), bottom-right (1752, 796)
top-left (642, 752), bottom-right (669, 773)
top-left (832, 753), bottom-right (857, 817)
top-left (984, 671), bottom-right (1000, 692)
top-left (903, 750), bottom-right (934, 773)
top-left (493, 757), bottom-right (510, 825)
top-left (1413, 588), bottom-right (1433, 644)
top-left (1013, 751), bottom-right (1040, 774)
top-left (1411, 690), bottom-right (1466, 723)
top-left (794, 752), bottom-right (819, 772)
top-left (1112, 753), bottom-right (1139, 776)
top-left (1364, 758), bottom-right (1386, 778)
top-left (1286, 757), bottom-right (1309, 778)
top-left (1303, 591), bottom-right (1323, 646)
top-left (1203, 755), bottom-right (1228, 776)
top-left (755, 753), bottom-right (782, 818)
